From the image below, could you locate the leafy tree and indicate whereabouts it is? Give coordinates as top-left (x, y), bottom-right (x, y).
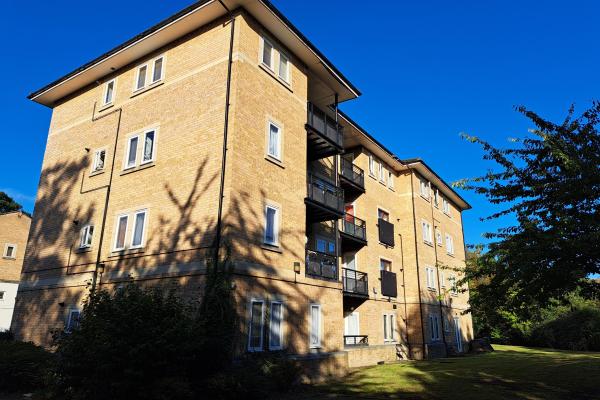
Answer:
top-left (457, 102), bottom-right (600, 317)
top-left (0, 191), bottom-right (23, 214)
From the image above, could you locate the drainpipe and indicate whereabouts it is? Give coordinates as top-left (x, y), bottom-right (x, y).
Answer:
top-left (214, 0), bottom-right (236, 266)
top-left (408, 169), bottom-right (427, 358)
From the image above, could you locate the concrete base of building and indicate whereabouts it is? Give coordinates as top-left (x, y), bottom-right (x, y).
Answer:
top-left (289, 351), bottom-right (349, 382)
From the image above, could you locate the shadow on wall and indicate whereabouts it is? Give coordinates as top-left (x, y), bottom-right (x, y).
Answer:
top-left (13, 153), bottom-right (345, 377)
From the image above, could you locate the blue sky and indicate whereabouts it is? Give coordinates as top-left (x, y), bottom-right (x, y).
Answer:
top-left (2, 0), bottom-right (599, 247)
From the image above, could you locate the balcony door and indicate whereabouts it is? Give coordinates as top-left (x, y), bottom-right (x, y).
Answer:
top-left (454, 317), bottom-right (463, 352)
top-left (344, 312), bottom-right (360, 337)
top-left (343, 252), bottom-right (357, 270)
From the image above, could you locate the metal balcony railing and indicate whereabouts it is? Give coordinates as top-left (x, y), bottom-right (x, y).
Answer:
top-left (307, 102), bottom-right (343, 148)
top-left (306, 249), bottom-right (338, 280)
top-left (340, 158), bottom-right (365, 189)
top-left (344, 335), bottom-right (369, 347)
top-left (342, 267), bottom-right (368, 296)
top-left (307, 174), bottom-right (344, 213)
top-left (340, 214), bottom-right (367, 241)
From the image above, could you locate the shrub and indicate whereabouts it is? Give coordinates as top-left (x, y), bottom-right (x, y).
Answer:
top-left (530, 307), bottom-right (600, 351)
top-left (0, 341), bottom-right (53, 392)
top-left (0, 330), bottom-right (14, 342)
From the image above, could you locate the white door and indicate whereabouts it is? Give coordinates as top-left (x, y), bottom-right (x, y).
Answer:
top-left (343, 252), bottom-right (357, 270)
top-left (454, 317), bottom-right (463, 352)
top-left (344, 312), bottom-right (360, 336)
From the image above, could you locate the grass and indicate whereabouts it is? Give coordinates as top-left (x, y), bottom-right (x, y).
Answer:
top-left (283, 345), bottom-right (600, 400)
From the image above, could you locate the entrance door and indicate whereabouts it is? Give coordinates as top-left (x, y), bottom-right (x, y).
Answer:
top-left (454, 317), bottom-right (463, 352)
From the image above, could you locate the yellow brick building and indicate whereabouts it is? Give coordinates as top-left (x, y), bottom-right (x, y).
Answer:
top-left (13, 0), bottom-right (473, 370)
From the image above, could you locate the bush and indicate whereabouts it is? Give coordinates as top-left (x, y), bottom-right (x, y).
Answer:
top-left (0, 341), bottom-right (53, 392)
top-left (530, 307), bottom-right (600, 351)
top-left (0, 330), bottom-right (14, 342)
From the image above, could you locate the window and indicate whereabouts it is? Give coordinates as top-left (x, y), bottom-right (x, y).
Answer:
top-left (378, 208), bottom-right (390, 222)
top-left (443, 198), bottom-right (451, 215)
top-left (124, 129), bottom-right (157, 169)
top-left (261, 37), bottom-right (274, 70)
top-left (380, 258), bottom-right (392, 272)
top-left (429, 314), bottom-right (441, 341)
top-left (388, 170), bottom-right (394, 189)
top-left (248, 300), bottom-right (264, 351)
top-left (134, 55), bottom-right (165, 91)
top-left (114, 215), bottom-right (128, 250)
top-left (267, 121), bottom-right (281, 160)
top-left (125, 136), bottom-right (139, 169)
top-left (425, 266), bottom-right (436, 290)
top-left (420, 179), bottom-right (430, 199)
top-left (369, 155), bottom-right (376, 176)
top-left (278, 53), bottom-right (289, 83)
top-left (113, 209), bottom-right (148, 251)
top-left (316, 237), bottom-right (335, 255)
top-left (136, 65), bottom-right (147, 91)
top-left (0, 292), bottom-right (4, 301)
top-left (422, 220), bottom-right (433, 244)
top-left (309, 304), bottom-right (321, 348)
top-left (264, 204), bottom-right (280, 246)
top-left (92, 149), bottom-right (106, 173)
top-left (79, 225), bottom-right (94, 249)
top-left (434, 189), bottom-right (439, 208)
top-left (66, 309), bottom-right (81, 332)
top-left (152, 56), bottom-right (164, 83)
top-left (379, 162), bottom-right (386, 183)
top-left (3, 244), bottom-right (16, 259)
top-left (269, 302), bottom-right (284, 350)
top-left (103, 79), bottom-right (115, 105)
top-left (445, 234), bottom-right (454, 255)
top-left (383, 313), bottom-right (396, 342)
top-left (435, 228), bottom-right (443, 246)
top-left (440, 270), bottom-right (446, 288)
top-left (449, 275), bottom-right (458, 295)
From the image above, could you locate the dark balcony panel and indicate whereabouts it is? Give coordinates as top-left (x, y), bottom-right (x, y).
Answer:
top-left (306, 174), bottom-right (344, 222)
top-left (342, 268), bottom-right (369, 297)
top-left (339, 158), bottom-right (365, 195)
top-left (306, 249), bottom-right (338, 280)
top-left (306, 102), bottom-right (344, 160)
top-left (381, 270), bottom-right (398, 298)
top-left (378, 218), bottom-right (395, 246)
top-left (344, 335), bottom-right (369, 347)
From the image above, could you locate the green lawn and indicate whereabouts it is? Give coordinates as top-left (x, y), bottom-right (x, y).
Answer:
top-left (285, 345), bottom-right (600, 400)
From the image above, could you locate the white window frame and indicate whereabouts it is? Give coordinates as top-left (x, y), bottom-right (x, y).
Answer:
top-left (3, 243), bottom-right (16, 259)
top-left (388, 170), bottom-right (394, 189)
top-left (383, 313), bottom-right (396, 343)
top-left (151, 55), bottom-right (165, 84)
top-left (309, 304), bottom-right (322, 349)
top-left (260, 36), bottom-right (275, 71)
top-left (130, 209), bottom-right (148, 249)
top-left (449, 275), bottom-right (458, 295)
top-left (140, 129), bottom-right (157, 165)
top-left (266, 120), bottom-right (282, 161)
top-left (263, 203), bottom-right (280, 246)
top-left (113, 214), bottom-right (129, 251)
top-left (446, 234), bottom-right (454, 255)
top-left (79, 224), bottom-right (94, 249)
top-left (435, 228), bottom-right (443, 246)
top-left (420, 179), bottom-right (430, 199)
top-left (278, 52), bottom-right (290, 83)
top-left (379, 162), bottom-right (386, 183)
top-left (368, 154), bottom-right (376, 177)
top-left (248, 299), bottom-right (265, 352)
top-left (66, 309), bottom-right (81, 333)
top-left (102, 79), bottom-right (116, 106)
top-left (429, 314), bottom-right (441, 341)
top-left (434, 189), bottom-right (440, 208)
top-left (443, 198), bottom-right (451, 216)
top-left (91, 148), bottom-right (106, 173)
top-left (134, 64), bottom-right (148, 91)
top-left (440, 270), bottom-right (446, 288)
top-left (425, 266), bottom-right (436, 290)
top-left (124, 135), bottom-right (139, 170)
top-left (422, 220), bottom-right (433, 244)
top-left (269, 301), bottom-right (284, 350)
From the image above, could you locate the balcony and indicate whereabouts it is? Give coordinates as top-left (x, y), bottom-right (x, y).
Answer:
top-left (342, 268), bottom-right (369, 297)
top-left (305, 174), bottom-right (345, 222)
top-left (339, 214), bottom-right (367, 251)
top-left (344, 335), bottom-right (369, 347)
top-left (306, 102), bottom-right (344, 160)
top-left (306, 249), bottom-right (338, 280)
top-left (339, 158), bottom-right (365, 198)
